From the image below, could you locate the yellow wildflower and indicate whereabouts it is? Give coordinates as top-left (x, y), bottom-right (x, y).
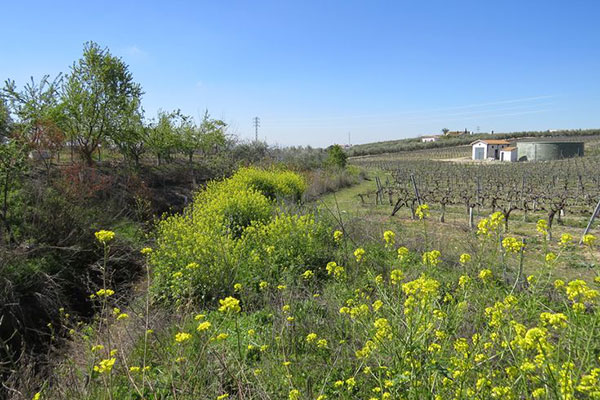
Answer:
top-left (94, 230), bottom-right (115, 244)
top-left (218, 297), bottom-right (241, 314)
top-left (175, 332), bottom-right (192, 343)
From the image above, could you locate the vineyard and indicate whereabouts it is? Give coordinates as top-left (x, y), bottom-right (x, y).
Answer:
top-left (352, 157), bottom-right (600, 237)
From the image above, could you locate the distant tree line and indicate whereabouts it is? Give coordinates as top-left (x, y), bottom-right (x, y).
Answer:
top-left (0, 42), bottom-right (230, 168)
top-left (347, 129), bottom-right (600, 157)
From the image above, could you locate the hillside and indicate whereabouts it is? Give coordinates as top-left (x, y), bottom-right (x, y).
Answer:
top-left (347, 129), bottom-right (600, 157)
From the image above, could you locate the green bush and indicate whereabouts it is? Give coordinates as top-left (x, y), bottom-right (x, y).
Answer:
top-left (238, 212), bottom-right (332, 287)
top-left (150, 168), bottom-right (312, 305)
top-left (229, 167), bottom-right (307, 202)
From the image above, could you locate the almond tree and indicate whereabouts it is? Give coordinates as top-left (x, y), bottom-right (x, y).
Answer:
top-left (62, 42), bottom-right (143, 165)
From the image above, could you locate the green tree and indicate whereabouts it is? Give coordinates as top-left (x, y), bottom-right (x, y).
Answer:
top-left (327, 144), bottom-right (347, 168)
top-left (3, 75), bottom-right (65, 165)
top-left (0, 139), bottom-right (26, 243)
top-left (198, 110), bottom-right (227, 155)
top-left (62, 42), bottom-right (143, 165)
top-left (111, 98), bottom-right (147, 167)
top-left (0, 98), bottom-right (11, 140)
top-left (146, 110), bottom-right (180, 165)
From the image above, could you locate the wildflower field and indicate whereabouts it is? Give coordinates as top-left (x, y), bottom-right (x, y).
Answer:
top-left (33, 167), bottom-right (600, 400)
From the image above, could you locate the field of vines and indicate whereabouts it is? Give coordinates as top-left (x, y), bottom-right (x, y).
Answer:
top-left (353, 157), bottom-right (600, 237)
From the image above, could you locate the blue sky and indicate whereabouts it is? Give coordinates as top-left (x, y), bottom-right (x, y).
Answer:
top-left (1, 1), bottom-right (600, 146)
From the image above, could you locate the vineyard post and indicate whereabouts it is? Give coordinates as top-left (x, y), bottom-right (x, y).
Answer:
top-left (476, 177), bottom-right (481, 216)
top-left (410, 174), bottom-right (422, 205)
top-left (580, 198), bottom-right (600, 244)
top-left (469, 207), bottom-right (474, 229)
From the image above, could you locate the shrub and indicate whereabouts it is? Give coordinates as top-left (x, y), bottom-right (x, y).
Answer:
top-left (149, 168), bottom-right (309, 304)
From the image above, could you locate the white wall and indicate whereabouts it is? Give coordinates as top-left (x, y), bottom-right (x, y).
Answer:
top-left (472, 142), bottom-right (487, 160)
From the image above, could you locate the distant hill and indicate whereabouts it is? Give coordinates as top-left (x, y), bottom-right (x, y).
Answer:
top-left (347, 129), bottom-right (600, 157)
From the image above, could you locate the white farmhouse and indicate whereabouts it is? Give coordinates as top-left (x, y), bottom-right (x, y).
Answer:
top-left (471, 139), bottom-right (511, 160)
top-left (421, 135), bottom-right (439, 143)
top-left (499, 146), bottom-right (518, 162)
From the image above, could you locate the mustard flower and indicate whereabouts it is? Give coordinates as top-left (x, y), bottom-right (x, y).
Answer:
top-left (583, 234), bottom-right (597, 247)
top-left (116, 313), bottom-right (129, 320)
top-left (93, 358), bottom-right (116, 374)
top-left (354, 247), bottom-right (366, 262)
top-left (333, 230), bottom-right (343, 242)
top-left (372, 299), bottom-right (383, 311)
top-left (94, 230), bottom-right (115, 244)
top-left (216, 394), bottom-right (229, 400)
top-left (383, 230), bottom-right (396, 247)
top-left (301, 269), bottom-right (314, 279)
top-left (218, 296), bottom-right (241, 314)
top-left (559, 233), bottom-right (573, 247)
top-left (422, 250), bottom-right (441, 266)
top-left (479, 269), bottom-right (493, 283)
top-left (259, 281), bottom-right (269, 290)
top-left (317, 339), bottom-right (328, 348)
top-left (536, 219), bottom-right (548, 236)
top-left (502, 237), bottom-right (524, 253)
top-left (459, 253), bottom-right (471, 264)
top-left (397, 246), bottom-right (409, 260)
top-left (32, 393), bottom-right (41, 400)
top-left (390, 269), bottom-right (404, 285)
top-left (546, 252), bottom-right (557, 262)
top-left (306, 333), bottom-right (317, 343)
top-left (95, 288), bottom-right (115, 297)
top-left (197, 321), bottom-right (211, 332)
top-left (140, 247), bottom-right (152, 255)
top-left (288, 389), bottom-right (300, 400)
top-left (233, 283), bottom-right (242, 292)
top-left (91, 344), bottom-right (104, 352)
top-left (175, 332), bottom-right (192, 343)
top-left (415, 204), bottom-right (430, 220)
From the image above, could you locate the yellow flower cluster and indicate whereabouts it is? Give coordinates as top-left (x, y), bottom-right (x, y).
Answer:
top-left (354, 247), bottom-right (366, 262)
top-left (93, 358), bottom-right (116, 374)
top-left (559, 233), bottom-right (573, 247)
top-left (536, 219), bottom-right (548, 236)
top-left (175, 332), bottom-right (192, 343)
top-left (478, 269), bottom-right (493, 283)
top-left (333, 230), bottom-right (343, 242)
top-left (326, 261), bottom-right (345, 279)
top-left (390, 269), bottom-right (404, 285)
top-left (218, 297), bottom-right (241, 314)
top-left (95, 288), bottom-right (115, 297)
top-left (477, 212), bottom-right (504, 236)
top-left (383, 230), bottom-right (395, 247)
top-left (540, 312), bottom-right (568, 329)
top-left (422, 250), bottom-right (441, 267)
top-left (583, 234), bottom-right (597, 247)
top-left (415, 204), bottom-right (430, 220)
top-left (502, 237), bottom-right (524, 253)
top-left (94, 230), bottom-right (115, 244)
top-left (397, 246), bottom-right (409, 260)
top-left (459, 253), bottom-right (471, 264)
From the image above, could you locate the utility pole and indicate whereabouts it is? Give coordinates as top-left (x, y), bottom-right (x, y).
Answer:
top-left (348, 131), bottom-right (351, 146)
top-left (253, 116), bottom-right (260, 142)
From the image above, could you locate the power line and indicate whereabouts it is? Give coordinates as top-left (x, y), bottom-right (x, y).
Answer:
top-left (253, 116), bottom-right (260, 142)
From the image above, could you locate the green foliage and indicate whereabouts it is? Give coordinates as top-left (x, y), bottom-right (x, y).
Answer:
top-left (150, 168), bottom-right (309, 304)
top-left (239, 213), bottom-right (332, 286)
top-left (327, 144), bottom-right (347, 168)
top-left (62, 41), bottom-right (143, 164)
top-left (229, 167), bottom-right (307, 202)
